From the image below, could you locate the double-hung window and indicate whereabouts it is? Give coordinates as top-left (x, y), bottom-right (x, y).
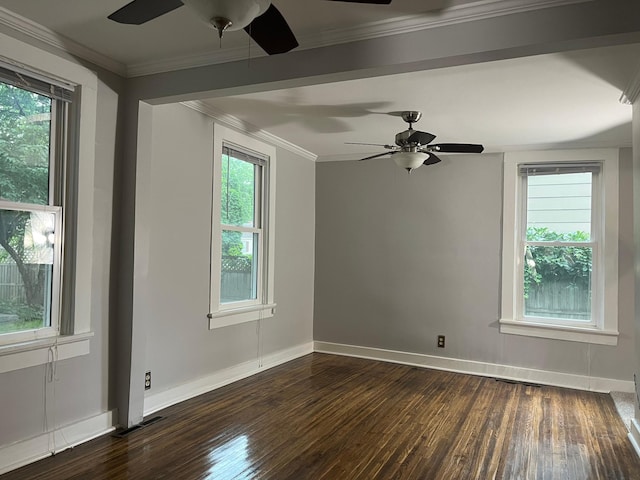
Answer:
top-left (0, 32), bottom-right (97, 373)
top-left (209, 125), bottom-right (276, 329)
top-left (220, 145), bottom-right (264, 304)
top-left (0, 66), bottom-right (70, 344)
top-left (500, 149), bottom-right (618, 345)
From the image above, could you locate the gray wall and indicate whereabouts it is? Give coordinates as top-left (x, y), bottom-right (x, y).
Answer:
top-left (138, 103), bottom-right (314, 397)
top-left (314, 150), bottom-right (635, 381)
top-left (0, 76), bottom-right (119, 446)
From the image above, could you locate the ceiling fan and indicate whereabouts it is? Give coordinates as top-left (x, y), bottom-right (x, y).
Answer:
top-left (350, 111), bottom-right (484, 173)
top-left (107, 0), bottom-right (392, 55)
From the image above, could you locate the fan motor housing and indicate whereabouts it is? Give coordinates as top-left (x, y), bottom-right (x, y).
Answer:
top-left (395, 129), bottom-right (414, 147)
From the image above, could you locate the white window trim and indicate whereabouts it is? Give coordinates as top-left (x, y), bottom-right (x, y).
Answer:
top-left (0, 32), bottom-right (97, 371)
top-left (209, 124), bottom-right (276, 329)
top-left (500, 148), bottom-right (619, 345)
top-left (0, 332), bottom-right (93, 374)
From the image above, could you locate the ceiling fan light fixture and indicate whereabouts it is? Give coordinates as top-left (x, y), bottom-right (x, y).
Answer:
top-left (354, 110), bottom-right (484, 171)
top-left (393, 151), bottom-right (428, 171)
top-left (212, 17), bottom-right (232, 38)
top-left (183, 0), bottom-right (270, 32)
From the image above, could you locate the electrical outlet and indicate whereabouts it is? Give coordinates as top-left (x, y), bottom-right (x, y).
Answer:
top-left (145, 371), bottom-right (151, 390)
top-left (437, 335), bottom-right (445, 348)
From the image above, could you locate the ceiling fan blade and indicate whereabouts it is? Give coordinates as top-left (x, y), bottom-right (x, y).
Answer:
top-left (326, 0), bottom-right (392, 3)
top-left (423, 153), bottom-right (442, 166)
top-left (108, 0), bottom-right (184, 24)
top-left (245, 4), bottom-right (299, 55)
top-left (346, 142), bottom-right (396, 149)
top-left (359, 151), bottom-right (397, 161)
top-left (406, 130), bottom-right (436, 145)
top-left (430, 143), bottom-right (484, 153)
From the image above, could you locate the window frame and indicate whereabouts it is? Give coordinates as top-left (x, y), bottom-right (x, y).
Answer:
top-left (0, 73), bottom-right (68, 346)
top-left (0, 31), bottom-right (97, 371)
top-left (219, 145), bottom-right (265, 308)
top-left (209, 125), bottom-right (276, 329)
top-left (500, 149), bottom-right (619, 345)
top-left (518, 165), bottom-right (600, 328)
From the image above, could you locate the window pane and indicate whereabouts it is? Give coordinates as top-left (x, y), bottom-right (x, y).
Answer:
top-left (526, 172), bottom-right (591, 241)
top-left (0, 82), bottom-right (51, 205)
top-left (0, 209), bottom-right (55, 334)
top-left (523, 245), bottom-right (592, 321)
top-left (221, 153), bottom-right (256, 227)
top-left (220, 230), bottom-right (258, 304)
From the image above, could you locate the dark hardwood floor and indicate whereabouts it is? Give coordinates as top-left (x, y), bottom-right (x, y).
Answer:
top-left (3, 353), bottom-right (639, 479)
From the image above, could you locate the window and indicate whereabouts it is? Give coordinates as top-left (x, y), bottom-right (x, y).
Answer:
top-left (500, 149), bottom-right (619, 345)
top-left (0, 31), bottom-right (98, 373)
top-left (220, 146), bottom-right (263, 304)
top-left (209, 125), bottom-right (276, 329)
top-left (0, 66), bottom-right (69, 345)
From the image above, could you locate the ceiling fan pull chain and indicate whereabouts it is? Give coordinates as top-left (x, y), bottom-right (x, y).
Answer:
top-left (247, 22), bottom-right (252, 68)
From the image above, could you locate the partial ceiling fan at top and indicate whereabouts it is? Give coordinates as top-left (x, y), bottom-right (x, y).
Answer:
top-left (108, 0), bottom-right (393, 55)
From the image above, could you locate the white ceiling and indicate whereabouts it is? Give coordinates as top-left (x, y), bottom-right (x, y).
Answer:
top-left (0, 1), bottom-right (638, 160)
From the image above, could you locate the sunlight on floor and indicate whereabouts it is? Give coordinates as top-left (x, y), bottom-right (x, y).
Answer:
top-left (206, 434), bottom-right (251, 480)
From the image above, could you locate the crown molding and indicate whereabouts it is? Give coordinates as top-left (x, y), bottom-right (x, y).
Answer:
top-left (302, 0), bottom-right (592, 50)
top-left (127, 45), bottom-right (269, 77)
top-left (127, 0), bottom-right (591, 77)
top-left (182, 100), bottom-right (318, 162)
top-left (620, 63), bottom-right (640, 105)
top-left (0, 7), bottom-right (126, 77)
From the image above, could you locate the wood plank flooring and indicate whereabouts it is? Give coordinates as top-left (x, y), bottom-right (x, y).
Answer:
top-left (3, 353), bottom-right (639, 479)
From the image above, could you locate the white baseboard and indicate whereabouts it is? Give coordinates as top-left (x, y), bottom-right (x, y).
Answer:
top-left (313, 341), bottom-right (634, 394)
top-left (630, 418), bottom-right (640, 459)
top-left (0, 410), bottom-right (116, 475)
top-left (144, 342), bottom-right (314, 416)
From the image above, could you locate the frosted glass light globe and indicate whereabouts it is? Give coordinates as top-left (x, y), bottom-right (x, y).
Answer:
top-left (393, 151), bottom-right (427, 170)
top-left (183, 0), bottom-right (271, 31)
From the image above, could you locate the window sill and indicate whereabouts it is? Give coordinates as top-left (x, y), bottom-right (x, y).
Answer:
top-left (208, 303), bottom-right (276, 330)
top-left (0, 332), bottom-right (93, 374)
top-left (499, 319), bottom-right (618, 345)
